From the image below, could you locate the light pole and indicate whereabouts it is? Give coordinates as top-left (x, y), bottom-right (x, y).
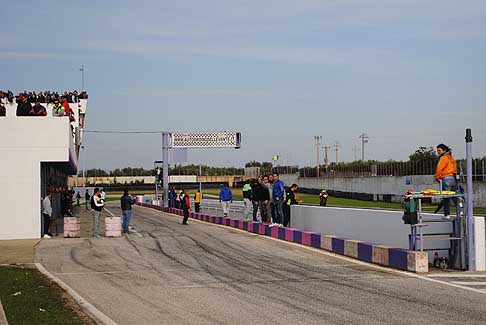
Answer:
top-left (359, 133), bottom-right (369, 161)
top-left (199, 164), bottom-right (202, 194)
top-left (314, 136), bottom-right (322, 177)
top-left (79, 65), bottom-right (85, 92)
top-left (81, 145), bottom-right (86, 193)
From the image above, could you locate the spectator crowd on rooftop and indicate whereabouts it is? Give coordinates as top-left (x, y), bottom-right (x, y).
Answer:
top-left (0, 90), bottom-right (88, 117)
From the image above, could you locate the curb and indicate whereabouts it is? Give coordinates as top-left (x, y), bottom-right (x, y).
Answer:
top-left (139, 203), bottom-right (428, 273)
top-left (0, 299), bottom-right (8, 325)
top-left (34, 263), bottom-right (117, 325)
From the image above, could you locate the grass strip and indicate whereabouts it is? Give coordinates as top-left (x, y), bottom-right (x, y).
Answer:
top-left (0, 266), bottom-right (93, 325)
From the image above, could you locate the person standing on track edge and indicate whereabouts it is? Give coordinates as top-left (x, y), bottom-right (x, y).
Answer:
top-left (219, 183), bottom-right (233, 217)
top-left (272, 173), bottom-right (285, 227)
top-left (85, 189), bottom-right (90, 210)
top-left (194, 189), bottom-right (201, 213)
top-left (435, 143), bottom-right (458, 220)
top-left (120, 188), bottom-right (134, 234)
top-left (181, 190), bottom-right (191, 225)
top-left (91, 187), bottom-right (104, 238)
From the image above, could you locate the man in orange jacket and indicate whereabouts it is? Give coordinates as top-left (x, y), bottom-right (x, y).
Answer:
top-left (435, 144), bottom-right (457, 219)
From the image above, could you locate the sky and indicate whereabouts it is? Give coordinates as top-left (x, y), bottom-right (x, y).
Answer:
top-left (2, 0), bottom-right (486, 170)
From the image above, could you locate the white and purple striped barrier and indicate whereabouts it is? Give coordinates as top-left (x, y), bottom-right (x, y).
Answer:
top-left (137, 203), bottom-right (428, 273)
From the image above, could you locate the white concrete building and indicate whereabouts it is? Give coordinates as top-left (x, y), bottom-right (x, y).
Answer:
top-left (0, 97), bottom-right (87, 239)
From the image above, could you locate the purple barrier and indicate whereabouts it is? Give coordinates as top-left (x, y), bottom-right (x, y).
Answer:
top-left (331, 237), bottom-right (345, 255)
top-left (249, 222), bottom-right (259, 233)
top-left (389, 248), bottom-right (409, 271)
top-left (357, 242), bottom-right (374, 263)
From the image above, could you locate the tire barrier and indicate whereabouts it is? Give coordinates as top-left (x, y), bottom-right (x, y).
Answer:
top-left (64, 217), bottom-right (80, 238)
top-left (105, 216), bottom-right (122, 238)
top-left (137, 203), bottom-right (428, 273)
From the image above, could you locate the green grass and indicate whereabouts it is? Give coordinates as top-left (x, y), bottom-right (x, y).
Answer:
top-left (0, 266), bottom-right (90, 324)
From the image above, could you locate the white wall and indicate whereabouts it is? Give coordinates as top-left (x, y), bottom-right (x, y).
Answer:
top-left (291, 205), bottom-right (452, 252)
top-left (281, 174), bottom-right (486, 206)
top-left (0, 118), bottom-right (71, 239)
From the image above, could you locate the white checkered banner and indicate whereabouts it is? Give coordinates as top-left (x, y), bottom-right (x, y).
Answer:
top-left (171, 131), bottom-right (241, 148)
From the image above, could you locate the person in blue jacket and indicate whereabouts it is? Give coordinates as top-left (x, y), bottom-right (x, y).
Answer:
top-left (272, 173), bottom-right (285, 226)
top-left (219, 183), bottom-right (233, 217)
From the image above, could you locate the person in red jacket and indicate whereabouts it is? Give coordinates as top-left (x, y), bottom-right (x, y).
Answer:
top-left (181, 190), bottom-right (191, 225)
top-left (62, 98), bottom-right (75, 122)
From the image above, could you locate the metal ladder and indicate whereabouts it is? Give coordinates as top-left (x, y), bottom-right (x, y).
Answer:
top-left (409, 194), bottom-right (466, 270)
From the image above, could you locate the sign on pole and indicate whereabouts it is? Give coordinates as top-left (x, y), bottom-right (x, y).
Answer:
top-left (172, 131), bottom-right (241, 149)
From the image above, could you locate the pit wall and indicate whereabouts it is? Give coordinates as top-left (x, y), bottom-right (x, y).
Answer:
top-left (280, 174), bottom-right (486, 207)
top-left (137, 203), bottom-right (429, 273)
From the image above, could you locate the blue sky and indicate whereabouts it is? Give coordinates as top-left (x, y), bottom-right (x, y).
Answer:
top-left (2, 0), bottom-right (485, 170)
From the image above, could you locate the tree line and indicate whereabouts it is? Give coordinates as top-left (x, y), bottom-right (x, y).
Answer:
top-left (79, 148), bottom-right (486, 178)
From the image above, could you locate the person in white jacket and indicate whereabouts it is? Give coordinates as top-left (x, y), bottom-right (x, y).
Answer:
top-left (42, 192), bottom-right (53, 238)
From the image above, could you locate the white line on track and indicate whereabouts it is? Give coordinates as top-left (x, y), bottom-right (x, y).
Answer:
top-left (426, 273), bottom-right (486, 278)
top-left (139, 205), bottom-right (486, 295)
top-left (450, 282), bottom-right (486, 286)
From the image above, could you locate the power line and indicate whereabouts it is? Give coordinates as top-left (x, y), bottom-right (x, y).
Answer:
top-left (84, 130), bottom-right (164, 134)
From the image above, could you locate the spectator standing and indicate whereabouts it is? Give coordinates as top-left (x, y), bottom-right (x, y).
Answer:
top-left (169, 187), bottom-right (176, 208)
top-left (175, 190), bottom-right (182, 209)
top-left (194, 189), bottom-right (201, 213)
top-left (16, 94), bottom-right (31, 116)
top-left (242, 179), bottom-right (253, 221)
top-left (0, 102), bottom-right (6, 117)
top-left (250, 178), bottom-right (260, 221)
top-left (42, 192), bottom-right (53, 238)
top-left (62, 98), bottom-right (75, 122)
top-left (30, 100), bottom-right (47, 116)
top-left (252, 176), bottom-right (268, 223)
top-left (76, 191), bottom-right (81, 207)
top-left (261, 176), bottom-right (271, 223)
top-left (181, 190), bottom-right (191, 225)
top-left (272, 173), bottom-right (285, 227)
top-left (52, 99), bottom-right (64, 116)
top-left (120, 188), bottom-right (134, 234)
top-left (267, 174), bottom-right (275, 223)
top-left (85, 189), bottom-right (91, 210)
top-left (283, 184), bottom-right (302, 227)
top-left (219, 183), bottom-right (233, 217)
top-left (435, 144), bottom-right (458, 220)
top-left (91, 188), bottom-right (104, 238)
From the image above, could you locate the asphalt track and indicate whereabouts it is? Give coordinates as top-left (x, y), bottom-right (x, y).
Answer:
top-left (35, 204), bottom-right (486, 324)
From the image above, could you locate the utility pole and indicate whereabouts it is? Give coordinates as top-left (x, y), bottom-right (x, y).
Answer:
top-left (359, 133), bottom-right (369, 161)
top-left (333, 142), bottom-right (340, 164)
top-left (322, 145), bottom-right (330, 174)
top-left (322, 145), bottom-right (330, 166)
top-left (314, 136), bottom-right (322, 177)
